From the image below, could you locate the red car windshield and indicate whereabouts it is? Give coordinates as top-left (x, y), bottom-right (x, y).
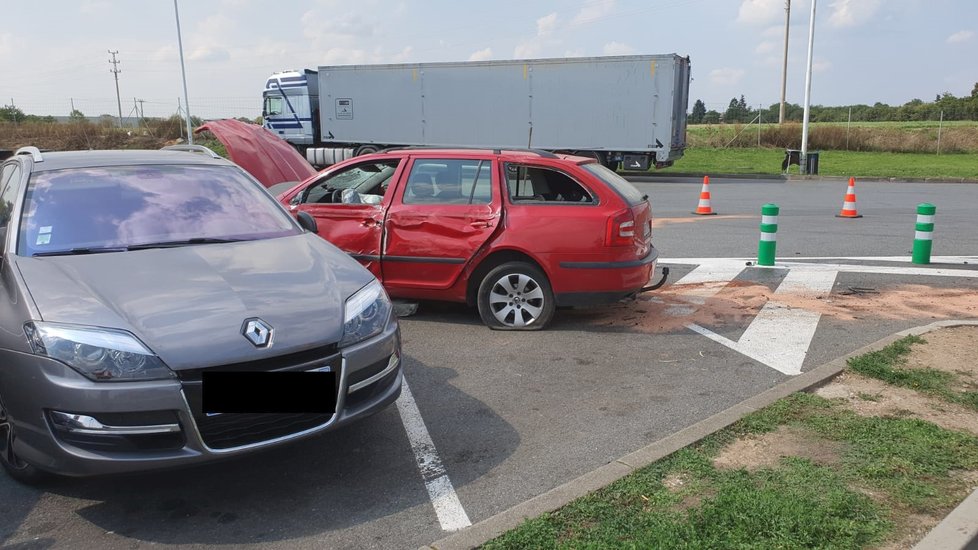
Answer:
top-left (18, 165), bottom-right (300, 257)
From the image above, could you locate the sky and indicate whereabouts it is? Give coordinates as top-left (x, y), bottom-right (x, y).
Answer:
top-left (2, 0), bottom-right (975, 119)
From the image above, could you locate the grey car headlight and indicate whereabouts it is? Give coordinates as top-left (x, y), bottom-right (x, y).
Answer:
top-left (340, 280), bottom-right (393, 348)
top-left (24, 322), bottom-right (175, 382)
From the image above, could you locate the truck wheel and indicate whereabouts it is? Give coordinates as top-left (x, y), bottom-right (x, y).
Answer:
top-left (0, 395), bottom-right (48, 485)
top-left (355, 145), bottom-right (380, 156)
top-left (477, 262), bottom-right (555, 330)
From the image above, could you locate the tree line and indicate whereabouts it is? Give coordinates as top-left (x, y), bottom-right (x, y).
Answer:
top-left (689, 83), bottom-right (978, 124)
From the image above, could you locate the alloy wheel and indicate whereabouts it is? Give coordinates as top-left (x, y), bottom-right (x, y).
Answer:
top-left (488, 273), bottom-right (546, 328)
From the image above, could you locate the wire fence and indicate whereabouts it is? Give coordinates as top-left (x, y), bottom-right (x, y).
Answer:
top-left (689, 106), bottom-right (978, 154)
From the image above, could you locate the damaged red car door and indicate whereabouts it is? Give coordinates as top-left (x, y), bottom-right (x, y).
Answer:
top-left (281, 158), bottom-right (405, 280)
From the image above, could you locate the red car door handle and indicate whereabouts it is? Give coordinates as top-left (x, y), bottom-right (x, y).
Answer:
top-left (361, 219), bottom-right (381, 227)
top-left (471, 220), bottom-right (494, 228)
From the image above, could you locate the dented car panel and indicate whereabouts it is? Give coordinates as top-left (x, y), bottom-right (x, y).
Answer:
top-left (278, 149), bottom-right (662, 330)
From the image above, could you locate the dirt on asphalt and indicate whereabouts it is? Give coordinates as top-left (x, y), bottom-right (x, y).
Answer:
top-left (579, 281), bottom-right (978, 335)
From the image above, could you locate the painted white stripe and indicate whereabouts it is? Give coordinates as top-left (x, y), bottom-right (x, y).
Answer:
top-left (916, 214), bottom-right (935, 224)
top-left (842, 201), bottom-right (856, 209)
top-left (761, 215), bottom-right (778, 224)
top-left (760, 232), bottom-right (777, 241)
top-left (698, 199), bottom-right (710, 206)
top-left (688, 268), bottom-right (838, 375)
top-left (914, 231), bottom-right (933, 241)
top-left (666, 260), bottom-right (746, 315)
top-left (659, 256), bottom-right (978, 270)
top-left (396, 379), bottom-right (471, 532)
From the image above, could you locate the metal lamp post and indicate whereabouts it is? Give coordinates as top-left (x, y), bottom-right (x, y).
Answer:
top-left (800, 0), bottom-right (816, 173)
top-left (174, 0), bottom-right (193, 145)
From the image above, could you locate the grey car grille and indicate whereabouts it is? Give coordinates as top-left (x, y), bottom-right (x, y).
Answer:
top-left (178, 345), bottom-right (341, 450)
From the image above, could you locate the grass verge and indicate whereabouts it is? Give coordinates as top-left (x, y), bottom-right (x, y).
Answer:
top-left (849, 335), bottom-right (978, 411)
top-left (484, 338), bottom-right (978, 549)
top-left (653, 147), bottom-right (978, 180)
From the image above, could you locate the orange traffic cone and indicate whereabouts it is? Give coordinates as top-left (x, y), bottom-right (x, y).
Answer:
top-left (692, 175), bottom-right (717, 215)
top-left (836, 177), bottom-right (862, 218)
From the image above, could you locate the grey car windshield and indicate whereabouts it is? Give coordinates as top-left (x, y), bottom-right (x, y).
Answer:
top-left (18, 164), bottom-right (300, 256)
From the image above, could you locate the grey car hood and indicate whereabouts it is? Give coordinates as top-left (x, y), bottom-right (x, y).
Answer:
top-left (15, 234), bottom-right (372, 370)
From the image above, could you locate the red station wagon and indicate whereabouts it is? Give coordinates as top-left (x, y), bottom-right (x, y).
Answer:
top-left (278, 149), bottom-right (667, 330)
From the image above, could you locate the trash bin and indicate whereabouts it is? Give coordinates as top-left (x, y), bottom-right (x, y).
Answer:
top-left (805, 151), bottom-right (820, 175)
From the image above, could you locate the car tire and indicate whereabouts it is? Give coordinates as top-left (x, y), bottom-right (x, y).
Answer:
top-left (477, 262), bottom-right (555, 330)
top-left (355, 145), bottom-right (380, 156)
top-left (0, 395), bottom-right (48, 486)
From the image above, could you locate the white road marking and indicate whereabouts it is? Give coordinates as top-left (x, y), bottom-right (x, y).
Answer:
top-left (395, 379), bottom-right (471, 532)
top-left (666, 255), bottom-right (978, 267)
top-left (665, 256), bottom-right (978, 376)
top-left (666, 260), bottom-right (746, 315)
top-left (688, 269), bottom-right (838, 375)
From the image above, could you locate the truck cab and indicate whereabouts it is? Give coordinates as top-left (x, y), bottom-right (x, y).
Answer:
top-left (262, 69), bottom-right (319, 148)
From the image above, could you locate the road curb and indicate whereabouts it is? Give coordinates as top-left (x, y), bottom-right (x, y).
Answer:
top-left (423, 319), bottom-right (978, 550)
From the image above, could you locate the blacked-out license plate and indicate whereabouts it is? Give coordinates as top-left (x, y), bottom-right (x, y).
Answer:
top-left (202, 371), bottom-right (337, 414)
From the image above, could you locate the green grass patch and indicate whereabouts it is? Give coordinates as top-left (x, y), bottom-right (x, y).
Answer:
top-left (848, 335), bottom-right (978, 411)
top-left (485, 388), bottom-right (978, 550)
top-left (655, 147), bottom-right (978, 179)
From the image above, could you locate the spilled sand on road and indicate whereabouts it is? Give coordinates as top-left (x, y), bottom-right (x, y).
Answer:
top-left (578, 281), bottom-right (978, 334)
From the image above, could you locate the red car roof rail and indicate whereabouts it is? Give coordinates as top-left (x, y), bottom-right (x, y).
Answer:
top-left (378, 146), bottom-right (558, 159)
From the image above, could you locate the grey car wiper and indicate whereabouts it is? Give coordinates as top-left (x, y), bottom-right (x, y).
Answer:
top-left (127, 238), bottom-right (244, 250)
top-left (33, 247), bottom-right (128, 257)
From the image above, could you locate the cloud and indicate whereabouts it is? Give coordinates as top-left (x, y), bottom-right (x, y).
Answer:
top-left (537, 12), bottom-right (559, 36)
top-left (390, 46), bottom-right (413, 63)
top-left (813, 59), bottom-right (832, 73)
top-left (709, 67), bottom-right (746, 86)
top-left (0, 33), bottom-right (12, 56)
top-left (603, 41), bottom-right (633, 56)
top-left (515, 12), bottom-right (559, 59)
top-left (468, 48), bottom-right (493, 61)
top-left (189, 46), bottom-right (231, 63)
top-left (571, 0), bottom-right (616, 27)
top-left (737, 0), bottom-right (782, 25)
top-left (946, 30), bottom-right (974, 44)
top-left (755, 41), bottom-right (777, 54)
top-left (828, 0), bottom-right (881, 28)
top-left (79, 0), bottom-right (110, 14)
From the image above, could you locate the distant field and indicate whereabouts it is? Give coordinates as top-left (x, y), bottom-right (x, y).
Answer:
top-left (656, 147), bottom-right (978, 180)
top-left (686, 121), bottom-right (978, 153)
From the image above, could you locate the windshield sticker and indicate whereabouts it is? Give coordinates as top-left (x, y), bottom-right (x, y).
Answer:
top-left (36, 232), bottom-right (52, 245)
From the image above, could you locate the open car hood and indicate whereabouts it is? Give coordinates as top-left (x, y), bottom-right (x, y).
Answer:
top-left (195, 119), bottom-right (316, 187)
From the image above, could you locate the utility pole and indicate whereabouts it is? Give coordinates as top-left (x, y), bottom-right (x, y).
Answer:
top-left (138, 99), bottom-right (145, 119)
top-left (779, 0), bottom-right (790, 124)
top-left (108, 50), bottom-right (123, 128)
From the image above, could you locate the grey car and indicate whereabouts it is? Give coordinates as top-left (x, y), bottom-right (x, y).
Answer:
top-left (0, 146), bottom-right (402, 484)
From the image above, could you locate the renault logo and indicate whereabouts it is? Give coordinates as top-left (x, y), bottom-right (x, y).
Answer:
top-left (242, 318), bottom-right (273, 348)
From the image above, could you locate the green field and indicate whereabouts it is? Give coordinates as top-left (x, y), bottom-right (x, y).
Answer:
top-left (654, 147), bottom-right (978, 180)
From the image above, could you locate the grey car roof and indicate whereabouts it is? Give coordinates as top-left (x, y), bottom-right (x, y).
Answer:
top-left (25, 150), bottom-right (235, 172)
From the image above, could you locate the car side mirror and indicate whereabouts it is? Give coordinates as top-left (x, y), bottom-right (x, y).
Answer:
top-left (296, 211), bottom-right (318, 233)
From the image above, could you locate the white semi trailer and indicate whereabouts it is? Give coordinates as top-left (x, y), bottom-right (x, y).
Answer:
top-left (262, 54), bottom-right (691, 170)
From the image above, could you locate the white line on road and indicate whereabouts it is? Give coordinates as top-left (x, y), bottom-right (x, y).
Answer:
top-left (395, 379), bottom-right (472, 532)
top-left (665, 255), bottom-right (978, 269)
top-left (688, 268), bottom-right (838, 375)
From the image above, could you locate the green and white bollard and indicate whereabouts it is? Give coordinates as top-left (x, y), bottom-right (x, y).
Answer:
top-left (757, 203), bottom-right (779, 266)
top-left (912, 203), bottom-right (936, 265)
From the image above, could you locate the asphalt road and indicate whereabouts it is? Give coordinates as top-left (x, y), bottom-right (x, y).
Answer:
top-left (2, 179), bottom-right (976, 549)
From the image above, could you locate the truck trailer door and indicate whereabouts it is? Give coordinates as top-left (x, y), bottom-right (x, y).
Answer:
top-left (382, 157), bottom-right (500, 292)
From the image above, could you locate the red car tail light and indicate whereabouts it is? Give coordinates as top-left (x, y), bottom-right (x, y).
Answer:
top-left (605, 208), bottom-right (636, 247)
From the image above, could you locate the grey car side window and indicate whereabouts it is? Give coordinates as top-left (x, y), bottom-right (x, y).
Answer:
top-left (0, 163), bottom-right (23, 227)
